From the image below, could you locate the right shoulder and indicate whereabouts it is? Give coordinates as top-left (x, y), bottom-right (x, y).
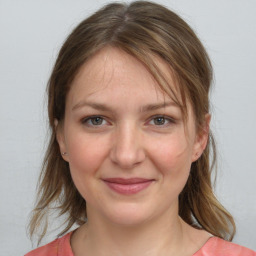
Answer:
top-left (25, 232), bottom-right (73, 256)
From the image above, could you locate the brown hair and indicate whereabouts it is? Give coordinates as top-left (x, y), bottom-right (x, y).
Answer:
top-left (29, 0), bottom-right (235, 244)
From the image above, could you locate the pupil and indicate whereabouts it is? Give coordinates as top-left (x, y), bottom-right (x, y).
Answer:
top-left (154, 117), bottom-right (165, 125)
top-left (92, 117), bottom-right (102, 125)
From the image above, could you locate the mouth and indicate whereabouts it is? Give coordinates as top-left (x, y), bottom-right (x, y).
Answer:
top-left (102, 178), bottom-right (154, 195)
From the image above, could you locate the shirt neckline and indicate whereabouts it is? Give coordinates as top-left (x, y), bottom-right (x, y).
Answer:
top-left (64, 231), bottom-right (216, 256)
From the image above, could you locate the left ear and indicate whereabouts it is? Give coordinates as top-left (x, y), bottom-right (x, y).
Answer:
top-left (192, 114), bottom-right (211, 162)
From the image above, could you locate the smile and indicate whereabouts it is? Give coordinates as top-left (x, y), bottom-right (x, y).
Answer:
top-left (102, 178), bottom-right (154, 195)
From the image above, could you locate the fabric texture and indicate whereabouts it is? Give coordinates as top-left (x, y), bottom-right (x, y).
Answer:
top-left (25, 232), bottom-right (73, 256)
top-left (25, 232), bottom-right (256, 256)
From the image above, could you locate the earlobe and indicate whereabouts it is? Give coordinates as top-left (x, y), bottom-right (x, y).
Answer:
top-left (192, 114), bottom-right (211, 162)
top-left (54, 119), bottom-right (69, 162)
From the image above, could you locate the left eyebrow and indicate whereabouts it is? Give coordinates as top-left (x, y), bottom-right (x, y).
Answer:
top-left (140, 102), bottom-right (178, 112)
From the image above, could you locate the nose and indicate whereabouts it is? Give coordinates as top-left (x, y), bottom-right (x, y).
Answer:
top-left (110, 123), bottom-right (146, 169)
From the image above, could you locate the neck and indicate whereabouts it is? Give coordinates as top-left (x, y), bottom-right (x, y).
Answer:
top-left (72, 205), bottom-right (189, 256)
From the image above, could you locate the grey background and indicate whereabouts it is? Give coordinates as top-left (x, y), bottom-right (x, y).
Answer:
top-left (0, 0), bottom-right (255, 255)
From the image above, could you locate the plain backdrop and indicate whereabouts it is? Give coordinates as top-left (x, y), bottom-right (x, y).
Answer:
top-left (0, 0), bottom-right (255, 255)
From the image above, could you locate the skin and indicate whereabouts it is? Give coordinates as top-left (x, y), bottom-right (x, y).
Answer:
top-left (56, 47), bottom-right (211, 256)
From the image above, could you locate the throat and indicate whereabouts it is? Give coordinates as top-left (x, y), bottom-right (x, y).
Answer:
top-left (70, 216), bottom-right (189, 256)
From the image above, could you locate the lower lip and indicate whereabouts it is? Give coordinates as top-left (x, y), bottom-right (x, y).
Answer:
top-left (104, 181), bottom-right (153, 195)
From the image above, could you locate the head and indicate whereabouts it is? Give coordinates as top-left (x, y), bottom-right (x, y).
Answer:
top-left (31, 0), bottom-right (235, 242)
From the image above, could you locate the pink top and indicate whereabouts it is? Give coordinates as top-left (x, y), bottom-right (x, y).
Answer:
top-left (25, 232), bottom-right (256, 256)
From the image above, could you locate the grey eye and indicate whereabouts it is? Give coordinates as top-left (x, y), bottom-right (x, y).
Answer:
top-left (153, 117), bottom-right (166, 125)
top-left (90, 117), bottom-right (104, 125)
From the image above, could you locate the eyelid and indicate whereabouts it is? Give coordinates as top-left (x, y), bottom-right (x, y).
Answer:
top-left (81, 115), bottom-right (110, 127)
top-left (147, 115), bottom-right (176, 126)
top-left (80, 114), bottom-right (177, 128)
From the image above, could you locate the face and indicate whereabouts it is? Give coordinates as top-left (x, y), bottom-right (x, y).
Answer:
top-left (56, 47), bottom-right (208, 226)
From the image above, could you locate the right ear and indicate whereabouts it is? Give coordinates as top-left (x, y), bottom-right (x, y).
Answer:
top-left (54, 119), bottom-right (69, 162)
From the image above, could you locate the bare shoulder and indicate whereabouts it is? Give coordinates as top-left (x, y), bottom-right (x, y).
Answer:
top-left (195, 237), bottom-right (256, 256)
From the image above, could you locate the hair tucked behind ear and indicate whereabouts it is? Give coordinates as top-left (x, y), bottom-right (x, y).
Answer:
top-left (29, 0), bottom-right (235, 244)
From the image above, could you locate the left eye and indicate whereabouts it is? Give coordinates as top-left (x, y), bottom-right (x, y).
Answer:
top-left (149, 116), bottom-right (173, 126)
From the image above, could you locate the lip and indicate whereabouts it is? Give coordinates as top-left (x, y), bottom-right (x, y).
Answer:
top-left (102, 178), bottom-right (154, 195)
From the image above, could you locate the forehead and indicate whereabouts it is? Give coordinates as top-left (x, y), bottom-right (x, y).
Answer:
top-left (68, 47), bottom-right (179, 104)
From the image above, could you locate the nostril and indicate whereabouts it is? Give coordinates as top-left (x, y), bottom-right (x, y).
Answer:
top-left (109, 127), bottom-right (146, 168)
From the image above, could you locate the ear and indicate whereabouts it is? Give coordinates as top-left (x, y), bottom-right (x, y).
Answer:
top-left (54, 119), bottom-right (69, 162)
top-left (191, 114), bottom-right (211, 162)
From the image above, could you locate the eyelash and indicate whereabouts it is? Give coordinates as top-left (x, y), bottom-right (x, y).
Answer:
top-left (148, 115), bottom-right (176, 127)
top-left (81, 115), bottom-right (176, 128)
top-left (81, 115), bottom-right (108, 127)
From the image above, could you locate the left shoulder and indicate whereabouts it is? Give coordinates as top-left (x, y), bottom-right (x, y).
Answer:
top-left (195, 237), bottom-right (256, 256)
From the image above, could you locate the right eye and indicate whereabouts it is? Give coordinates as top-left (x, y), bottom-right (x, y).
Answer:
top-left (81, 116), bottom-right (107, 127)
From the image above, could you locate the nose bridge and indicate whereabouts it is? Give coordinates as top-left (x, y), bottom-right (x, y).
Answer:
top-left (110, 121), bottom-right (145, 168)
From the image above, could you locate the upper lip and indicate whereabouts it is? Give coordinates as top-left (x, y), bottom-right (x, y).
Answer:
top-left (102, 178), bottom-right (154, 184)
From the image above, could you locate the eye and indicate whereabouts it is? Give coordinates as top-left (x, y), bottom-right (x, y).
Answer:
top-left (153, 116), bottom-right (166, 125)
top-left (148, 115), bottom-right (174, 127)
top-left (82, 116), bottom-right (107, 126)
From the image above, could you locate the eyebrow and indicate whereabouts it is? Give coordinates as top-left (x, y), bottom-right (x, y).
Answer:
top-left (72, 101), bottom-right (178, 112)
top-left (140, 102), bottom-right (177, 112)
top-left (72, 102), bottom-right (111, 111)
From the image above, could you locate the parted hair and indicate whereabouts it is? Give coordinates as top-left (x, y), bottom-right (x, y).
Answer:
top-left (29, 0), bottom-right (236, 244)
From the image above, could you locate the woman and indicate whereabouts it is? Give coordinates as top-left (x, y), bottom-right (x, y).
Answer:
top-left (25, 1), bottom-right (255, 255)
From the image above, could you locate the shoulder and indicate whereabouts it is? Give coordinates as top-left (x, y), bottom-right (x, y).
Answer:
top-left (25, 232), bottom-right (73, 256)
top-left (196, 237), bottom-right (256, 256)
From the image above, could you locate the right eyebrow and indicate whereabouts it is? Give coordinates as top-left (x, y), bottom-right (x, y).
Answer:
top-left (72, 101), bottom-right (112, 112)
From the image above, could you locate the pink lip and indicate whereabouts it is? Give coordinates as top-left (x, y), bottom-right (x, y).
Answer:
top-left (103, 178), bottom-right (154, 195)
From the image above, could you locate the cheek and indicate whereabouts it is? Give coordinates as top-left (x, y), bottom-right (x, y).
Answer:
top-left (149, 133), bottom-right (193, 176)
top-left (65, 133), bottom-right (110, 203)
top-left (66, 132), bottom-right (110, 178)
top-left (148, 134), bottom-right (194, 200)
